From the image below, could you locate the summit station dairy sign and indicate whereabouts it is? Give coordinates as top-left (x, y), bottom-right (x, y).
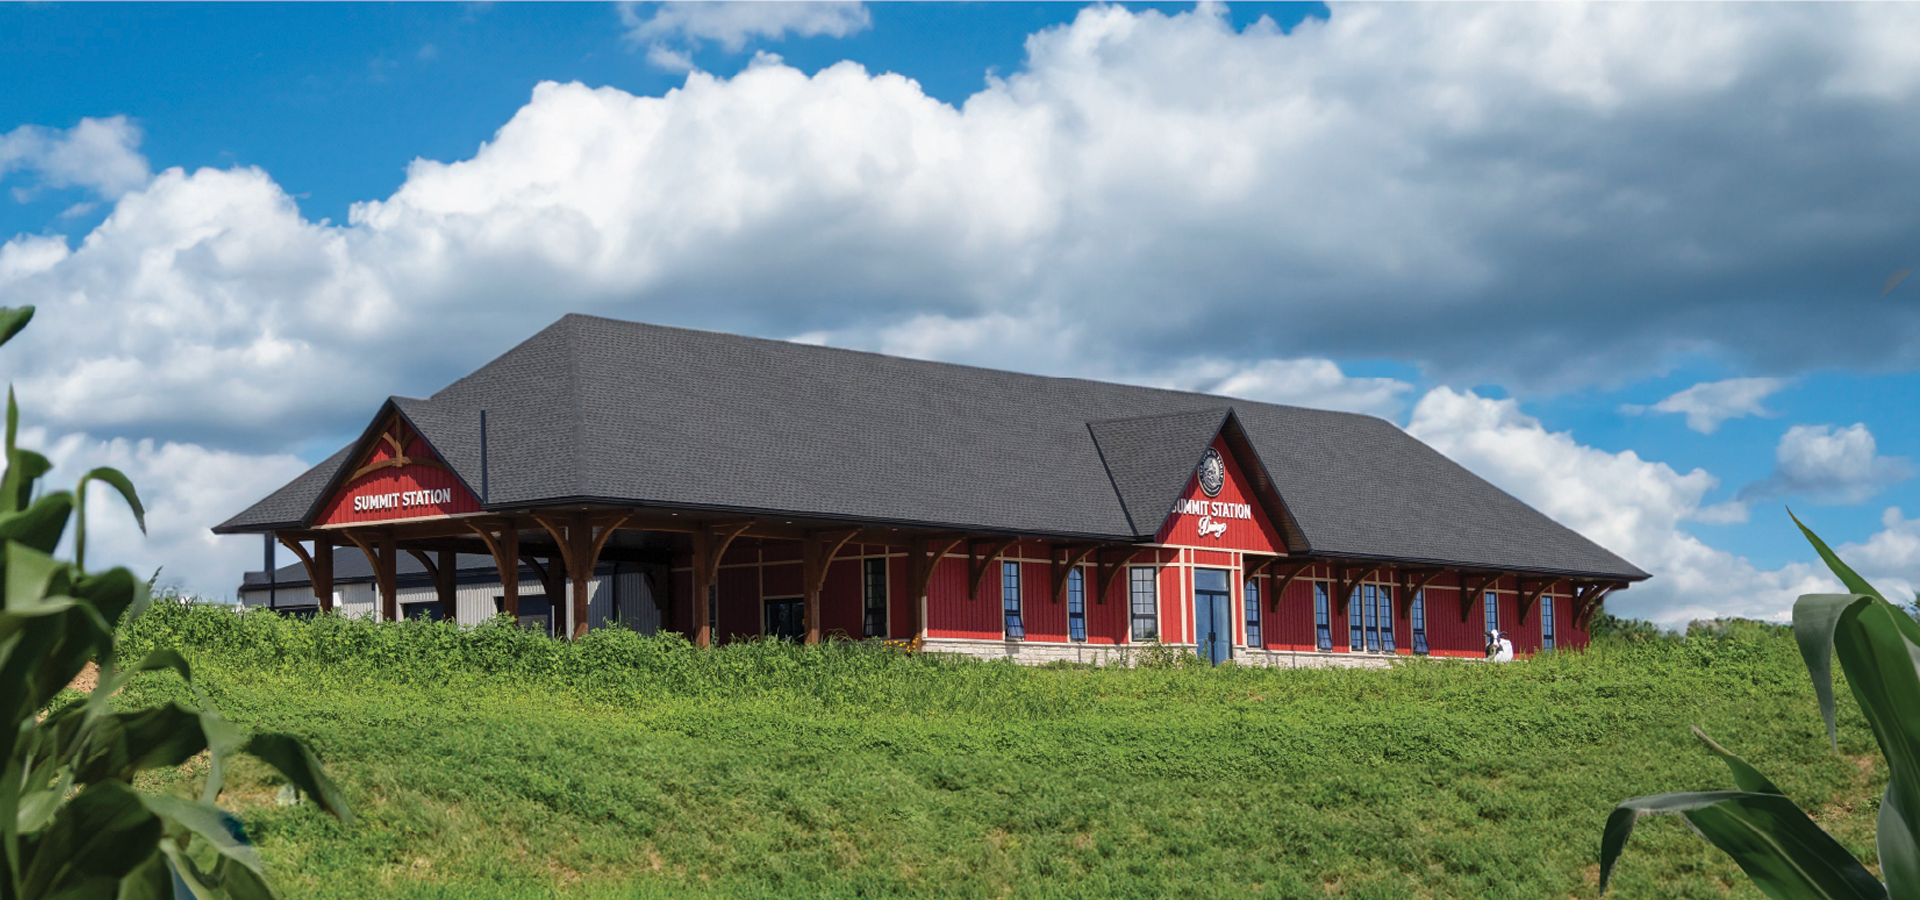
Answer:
top-left (1169, 498), bottom-right (1254, 539)
top-left (352, 488), bottom-right (457, 513)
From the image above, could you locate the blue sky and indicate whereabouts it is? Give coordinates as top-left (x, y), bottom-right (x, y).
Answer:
top-left (3, 2), bottom-right (1917, 624)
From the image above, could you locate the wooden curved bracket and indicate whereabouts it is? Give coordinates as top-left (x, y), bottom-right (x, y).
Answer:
top-left (968, 537), bottom-right (1019, 601)
top-left (1334, 563), bottom-right (1382, 618)
top-left (1268, 561), bottom-right (1313, 612)
top-left (1515, 578), bottom-right (1558, 627)
top-left (1095, 546), bottom-right (1144, 604)
top-left (1397, 568), bottom-right (1445, 620)
top-left (803, 528), bottom-right (861, 644)
top-left (1458, 572), bottom-right (1503, 624)
top-left (1050, 544), bottom-right (1099, 604)
top-left (1572, 581), bottom-right (1622, 630)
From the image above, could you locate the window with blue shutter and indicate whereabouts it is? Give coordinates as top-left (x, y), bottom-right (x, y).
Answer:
top-left (1067, 567), bottom-right (1086, 642)
top-left (1376, 585), bottom-right (1395, 653)
top-left (1412, 589), bottom-right (1429, 656)
top-left (1313, 582), bottom-right (1331, 651)
top-left (1003, 560), bottom-right (1025, 640)
top-left (1349, 585), bottom-right (1364, 651)
top-left (1541, 593), bottom-right (1556, 651)
top-left (1244, 578), bottom-right (1261, 648)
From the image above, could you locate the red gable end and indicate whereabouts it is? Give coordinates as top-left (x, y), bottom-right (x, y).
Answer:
top-left (313, 416), bottom-right (480, 526)
top-left (1154, 435), bottom-right (1285, 554)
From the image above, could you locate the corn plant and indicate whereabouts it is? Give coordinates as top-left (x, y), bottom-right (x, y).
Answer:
top-left (1599, 512), bottom-right (1919, 898)
top-left (0, 305), bottom-right (349, 900)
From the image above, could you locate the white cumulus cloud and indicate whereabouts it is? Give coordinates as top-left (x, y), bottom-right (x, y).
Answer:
top-left (1408, 387), bottom-right (1834, 627)
top-left (5, 4), bottom-right (1920, 603)
top-left (11, 5), bottom-right (1920, 450)
top-left (8, 427), bottom-right (310, 599)
top-left (0, 117), bottom-right (152, 200)
top-left (1740, 422), bottom-right (1914, 505)
top-left (1622, 376), bottom-right (1786, 433)
top-left (622, 1), bottom-right (872, 70)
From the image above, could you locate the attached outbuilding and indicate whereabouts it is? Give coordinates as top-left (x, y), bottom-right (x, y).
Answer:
top-left (219, 314), bottom-right (1647, 666)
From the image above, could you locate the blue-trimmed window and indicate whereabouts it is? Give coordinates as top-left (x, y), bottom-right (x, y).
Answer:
top-left (1349, 585), bottom-right (1364, 651)
top-left (862, 558), bottom-right (888, 638)
top-left (1411, 589), bottom-right (1429, 656)
top-left (1129, 567), bottom-right (1158, 641)
top-left (1541, 593), bottom-right (1556, 651)
top-left (1361, 584), bottom-right (1379, 651)
top-left (1376, 585), bottom-right (1396, 653)
top-left (1067, 567), bottom-right (1087, 642)
top-left (1244, 579), bottom-right (1262, 648)
top-left (1313, 582), bottom-right (1332, 651)
top-left (1484, 590), bottom-right (1500, 636)
top-left (1003, 560), bottom-right (1025, 640)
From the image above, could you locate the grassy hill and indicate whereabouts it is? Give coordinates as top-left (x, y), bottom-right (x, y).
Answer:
top-left (103, 605), bottom-right (1887, 900)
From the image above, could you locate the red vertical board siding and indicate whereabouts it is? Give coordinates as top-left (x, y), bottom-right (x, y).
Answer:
top-left (1160, 561), bottom-right (1186, 644)
top-left (1565, 599), bottom-right (1592, 650)
top-left (762, 542), bottom-right (801, 563)
top-left (717, 566), bottom-right (760, 643)
top-left (313, 426), bottom-right (480, 526)
top-left (1511, 594), bottom-right (1543, 655)
top-left (762, 561), bottom-right (802, 598)
top-left (889, 553), bottom-right (912, 640)
top-left (928, 555), bottom-right (998, 640)
top-left (822, 558), bottom-right (864, 638)
top-left (1191, 549), bottom-right (1234, 568)
top-left (1267, 576), bottom-right (1311, 650)
top-left (1021, 559), bottom-right (1067, 642)
top-left (1086, 563), bottom-right (1123, 645)
top-left (720, 543), bottom-right (757, 567)
top-left (1422, 585), bottom-right (1465, 656)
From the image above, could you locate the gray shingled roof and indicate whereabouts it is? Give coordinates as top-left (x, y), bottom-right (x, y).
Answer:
top-left (217, 314), bottom-right (1647, 580)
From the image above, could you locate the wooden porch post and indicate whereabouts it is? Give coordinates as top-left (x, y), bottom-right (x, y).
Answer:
top-left (379, 530), bottom-right (398, 621)
top-left (437, 550), bottom-right (456, 621)
top-left (500, 525), bottom-right (519, 618)
top-left (691, 530), bottom-right (712, 648)
top-left (313, 537), bottom-right (334, 612)
top-left (802, 530), bottom-right (859, 645)
top-left (569, 519), bottom-right (592, 639)
top-left (276, 532), bottom-right (335, 612)
top-left (909, 536), bottom-right (964, 643)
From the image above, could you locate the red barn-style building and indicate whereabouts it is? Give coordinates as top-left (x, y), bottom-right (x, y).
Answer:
top-left (218, 315), bottom-right (1647, 666)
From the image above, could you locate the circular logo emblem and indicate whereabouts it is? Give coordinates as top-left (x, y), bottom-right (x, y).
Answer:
top-left (1197, 448), bottom-right (1226, 497)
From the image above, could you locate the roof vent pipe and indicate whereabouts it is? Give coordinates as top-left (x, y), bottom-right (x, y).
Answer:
top-left (479, 410), bottom-right (489, 505)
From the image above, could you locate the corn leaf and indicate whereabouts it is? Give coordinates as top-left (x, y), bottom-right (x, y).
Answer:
top-left (1601, 790), bottom-right (1884, 898)
top-left (243, 733), bottom-right (353, 825)
top-left (19, 781), bottom-right (162, 898)
top-left (1794, 510), bottom-right (1886, 602)
top-left (140, 794), bottom-right (266, 877)
top-left (1694, 725), bottom-right (1786, 795)
top-left (1794, 593), bottom-right (1870, 751)
top-left (74, 466), bottom-right (144, 572)
top-left (0, 306), bottom-right (34, 347)
top-left (0, 492), bottom-right (72, 555)
top-left (1880, 776), bottom-right (1920, 900)
top-left (1831, 599), bottom-right (1920, 881)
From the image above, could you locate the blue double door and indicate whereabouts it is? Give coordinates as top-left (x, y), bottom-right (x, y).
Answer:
top-left (1192, 568), bottom-right (1233, 666)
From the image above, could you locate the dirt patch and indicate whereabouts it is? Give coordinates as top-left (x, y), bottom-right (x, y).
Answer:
top-left (67, 662), bottom-right (99, 695)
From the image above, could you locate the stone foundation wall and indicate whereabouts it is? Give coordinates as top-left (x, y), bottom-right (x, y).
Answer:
top-left (921, 638), bottom-right (1420, 669)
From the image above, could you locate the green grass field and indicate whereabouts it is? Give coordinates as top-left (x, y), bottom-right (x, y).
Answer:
top-left (103, 607), bottom-right (1888, 899)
